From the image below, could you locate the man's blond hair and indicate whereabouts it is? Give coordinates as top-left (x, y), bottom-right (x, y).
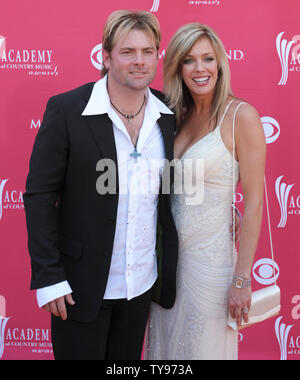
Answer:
top-left (101, 10), bottom-right (161, 76)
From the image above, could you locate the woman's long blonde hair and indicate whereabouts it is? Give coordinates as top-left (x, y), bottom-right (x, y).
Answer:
top-left (163, 23), bottom-right (234, 127)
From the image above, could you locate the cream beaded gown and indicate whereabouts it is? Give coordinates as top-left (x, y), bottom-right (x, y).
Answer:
top-left (146, 100), bottom-right (243, 360)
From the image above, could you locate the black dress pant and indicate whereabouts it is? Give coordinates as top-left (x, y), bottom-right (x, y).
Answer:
top-left (51, 289), bottom-right (152, 360)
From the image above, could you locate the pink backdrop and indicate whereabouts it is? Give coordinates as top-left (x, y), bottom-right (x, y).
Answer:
top-left (0, 0), bottom-right (299, 360)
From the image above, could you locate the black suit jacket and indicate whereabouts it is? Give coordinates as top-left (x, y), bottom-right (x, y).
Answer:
top-left (23, 82), bottom-right (178, 322)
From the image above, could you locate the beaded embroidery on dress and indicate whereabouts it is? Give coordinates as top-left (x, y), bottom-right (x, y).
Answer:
top-left (145, 100), bottom-right (242, 360)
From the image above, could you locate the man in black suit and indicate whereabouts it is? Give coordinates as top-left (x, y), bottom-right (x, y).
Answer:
top-left (23, 10), bottom-right (178, 360)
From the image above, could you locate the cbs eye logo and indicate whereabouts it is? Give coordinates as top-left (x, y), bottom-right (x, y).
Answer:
top-left (90, 44), bottom-right (103, 71)
top-left (261, 116), bottom-right (280, 145)
top-left (252, 258), bottom-right (280, 285)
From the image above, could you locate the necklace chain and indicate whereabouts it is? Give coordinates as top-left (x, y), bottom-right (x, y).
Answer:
top-left (110, 95), bottom-right (146, 122)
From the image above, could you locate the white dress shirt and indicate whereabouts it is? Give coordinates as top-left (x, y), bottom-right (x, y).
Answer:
top-left (36, 75), bottom-right (173, 307)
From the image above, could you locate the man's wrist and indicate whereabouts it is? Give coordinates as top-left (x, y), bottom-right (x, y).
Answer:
top-left (36, 281), bottom-right (72, 308)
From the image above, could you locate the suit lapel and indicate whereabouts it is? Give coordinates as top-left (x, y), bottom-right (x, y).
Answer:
top-left (81, 83), bottom-right (118, 165)
top-left (158, 113), bottom-right (175, 162)
top-left (84, 114), bottom-right (117, 163)
top-left (83, 112), bottom-right (119, 194)
top-left (153, 114), bottom-right (175, 304)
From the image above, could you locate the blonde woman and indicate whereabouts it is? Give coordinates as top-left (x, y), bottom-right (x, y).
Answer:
top-left (146, 24), bottom-right (266, 360)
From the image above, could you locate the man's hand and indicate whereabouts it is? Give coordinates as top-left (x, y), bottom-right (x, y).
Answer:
top-left (42, 293), bottom-right (75, 320)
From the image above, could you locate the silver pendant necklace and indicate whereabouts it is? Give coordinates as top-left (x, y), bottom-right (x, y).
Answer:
top-left (110, 95), bottom-right (146, 122)
top-left (110, 96), bottom-right (146, 160)
top-left (130, 131), bottom-right (141, 161)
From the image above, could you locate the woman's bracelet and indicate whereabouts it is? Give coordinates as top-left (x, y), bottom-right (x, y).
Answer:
top-left (232, 275), bottom-right (252, 289)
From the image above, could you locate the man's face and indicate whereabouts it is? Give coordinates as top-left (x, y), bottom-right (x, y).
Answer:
top-left (103, 28), bottom-right (159, 91)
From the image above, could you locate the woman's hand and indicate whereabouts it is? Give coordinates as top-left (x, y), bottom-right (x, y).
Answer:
top-left (228, 285), bottom-right (252, 327)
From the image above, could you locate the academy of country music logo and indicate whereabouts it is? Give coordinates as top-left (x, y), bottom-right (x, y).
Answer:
top-left (188, 0), bottom-right (221, 6)
top-left (0, 35), bottom-right (6, 60)
top-left (0, 295), bottom-right (10, 360)
top-left (276, 317), bottom-right (294, 360)
top-left (150, 0), bottom-right (160, 12)
top-left (0, 35), bottom-right (58, 77)
top-left (0, 179), bottom-right (24, 222)
top-left (0, 179), bottom-right (8, 220)
top-left (275, 175), bottom-right (300, 228)
top-left (275, 296), bottom-right (300, 360)
top-left (276, 32), bottom-right (300, 86)
top-left (150, 0), bottom-right (221, 8)
top-left (0, 295), bottom-right (52, 359)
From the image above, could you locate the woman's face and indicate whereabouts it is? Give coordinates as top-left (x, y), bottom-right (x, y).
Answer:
top-left (181, 36), bottom-right (219, 99)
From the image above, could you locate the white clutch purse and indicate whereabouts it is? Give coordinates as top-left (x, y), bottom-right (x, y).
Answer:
top-left (228, 284), bottom-right (281, 331)
top-left (228, 105), bottom-right (281, 331)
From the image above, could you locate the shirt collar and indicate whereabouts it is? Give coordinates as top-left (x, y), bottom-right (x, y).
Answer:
top-left (81, 74), bottom-right (173, 117)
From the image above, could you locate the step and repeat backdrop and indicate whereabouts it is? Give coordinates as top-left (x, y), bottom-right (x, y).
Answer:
top-left (0, 0), bottom-right (299, 360)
